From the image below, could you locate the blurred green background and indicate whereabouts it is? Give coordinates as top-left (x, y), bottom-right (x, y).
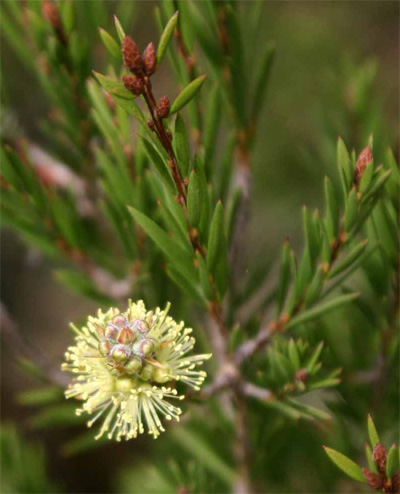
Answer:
top-left (1, 1), bottom-right (398, 492)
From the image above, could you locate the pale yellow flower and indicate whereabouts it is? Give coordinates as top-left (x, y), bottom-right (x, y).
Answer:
top-left (62, 300), bottom-right (211, 441)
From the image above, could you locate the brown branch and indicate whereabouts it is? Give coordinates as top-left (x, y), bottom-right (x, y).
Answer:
top-left (141, 77), bottom-right (208, 259)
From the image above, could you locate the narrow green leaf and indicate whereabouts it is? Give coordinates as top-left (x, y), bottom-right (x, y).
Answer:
top-left (344, 188), bottom-right (359, 232)
top-left (307, 378), bottom-right (341, 390)
top-left (362, 169), bottom-right (392, 203)
top-left (203, 85), bottom-right (221, 166)
top-left (367, 414), bottom-right (380, 448)
top-left (386, 445), bottom-right (398, 478)
top-left (30, 404), bottom-right (84, 429)
top-left (296, 249), bottom-right (313, 297)
top-left (99, 28), bottom-right (121, 60)
top-left (251, 41), bottom-right (275, 123)
top-left (170, 75), bottom-right (207, 115)
top-left (337, 137), bottom-right (353, 190)
top-left (171, 427), bottom-right (235, 486)
top-left (323, 447), bottom-right (366, 482)
top-left (206, 201), bottom-right (225, 272)
top-left (128, 207), bottom-right (195, 282)
top-left (288, 339), bottom-right (301, 370)
top-left (359, 161), bottom-right (374, 194)
top-left (288, 399), bottom-right (331, 421)
top-left (167, 264), bottom-right (206, 306)
top-left (187, 170), bottom-right (201, 227)
top-left (286, 293), bottom-right (359, 330)
top-left (17, 387), bottom-right (63, 406)
top-left (193, 154), bottom-right (210, 238)
top-left (163, 187), bottom-right (188, 236)
top-left (306, 342), bottom-right (324, 374)
top-left (328, 240), bottom-right (368, 279)
top-left (324, 176), bottom-right (339, 240)
top-left (276, 241), bottom-right (291, 316)
top-left (157, 11), bottom-right (179, 65)
top-left (56, 270), bottom-right (112, 305)
top-left (157, 199), bottom-right (188, 247)
top-left (322, 243), bottom-right (379, 299)
top-left (93, 72), bottom-right (134, 100)
top-left (365, 443), bottom-right (378, 473)
top-left (142, 139), bottom-right (175, 191)
top-left (266, 400), bottom-right (301, 420)
top-left (207, 201), bottom-right (228, 295)
top-left (303, 206), bottom-right (320, 264)
top-left (114, 15), bottom-right (125, 42)
top-left (196, 251), bottom-right (213, 300)
top-left (226, 188), bottom-right (242, 244)
top-left (60, 0), bottom-right (74, 33)
top-left (305, 266), bottom-right (325, 305)
top-left (173, 113), bottom-right (190, 177)
top-left (62, 430), bottom-right (108, 456)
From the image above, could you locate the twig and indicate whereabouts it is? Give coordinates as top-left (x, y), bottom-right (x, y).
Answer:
top-left (242, 382), bottom-right (274, 402)
top-left (233, 391), bottom-right (252, 494)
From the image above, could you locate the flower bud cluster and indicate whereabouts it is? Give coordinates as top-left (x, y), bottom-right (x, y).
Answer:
top-left (97, 314), bottom-right (169, 383)
top-left (121, 36), bottom-right (157, 97)
top-left (63, 301), bottom-right (211, 441)
top-left (355, 145), bottom-right (373, 184)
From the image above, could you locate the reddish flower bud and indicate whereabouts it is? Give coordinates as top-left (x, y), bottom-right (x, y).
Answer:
top-left (42, 0), bottom-right (67, 46)
top-left (295, 368), bottom-right (309, 382)
top-left (362, 468), bottom-right (383, 490)
top-left (42, 0), bottom-right (60, 28)
top-left (111, 344), bottom-right (131, 362)
top-left (157, 96), bottom-right (170, 119)
top-left (122, 36), bottom-right (143, 74)
top-left (131, 319), bottom-right (150, 335)
top-left (147, 120), bottom-right (155, 131)
top-left (373, 443), bottom-right (388, 473)
top-left (122, 75), bottom-right (144, 95)
top-left (143, 42), bottom-right (157, 76)
top-left (118, 327), bottom-right (136, 345)
top-left (355, 146), bottom-right (373, 183)
top-left (392, 473), bottom-right (400, 493)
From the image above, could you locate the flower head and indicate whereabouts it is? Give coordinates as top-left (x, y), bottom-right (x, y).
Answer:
top-left (62, 301), bottom-right (211, 441)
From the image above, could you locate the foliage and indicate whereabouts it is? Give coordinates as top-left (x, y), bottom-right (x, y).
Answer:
top-left (0, 424), bottom-right (57, 493)
top-left (0, 1), bottom-right (398, 493)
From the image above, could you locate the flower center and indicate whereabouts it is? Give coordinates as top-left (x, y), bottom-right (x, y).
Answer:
top-left (97, 315), bottom-right (168, 383)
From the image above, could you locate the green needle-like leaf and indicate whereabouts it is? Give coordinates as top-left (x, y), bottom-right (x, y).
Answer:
top-left (173, 113), bottom-right (190, 177)
top-left (172, 427), bottom-right (235, 485)
top-left (98, 28), bottom-right (121, 60)
top-left (286, 293), bottom-right (359, 330)
top-left (344, 188), bottom-right (359, 232)
top-left (337, 137), bottom-right (353, 191)
top-left (323, 447), bottom-right (366, 482)
top-left (128, 207), bottom-right (196, 282)
top-left (157, 11), bottom-right (179, 65)
top-left (324, 176), bottom-right (339, 240)
top-left (276, 240), bottom-right (292, 316)
top-left (386, 444), bottom-right (398, 478)
top-left (328, 239), bottom-right (368, 279)
top-left (187, 170), bottom-right (202, 227)
top-left (170, 75), bottom-right (207, 115)
top-left (114, 15), bottom-right (125, 42)
top-left (367, 414), bottom-right (380, 448)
